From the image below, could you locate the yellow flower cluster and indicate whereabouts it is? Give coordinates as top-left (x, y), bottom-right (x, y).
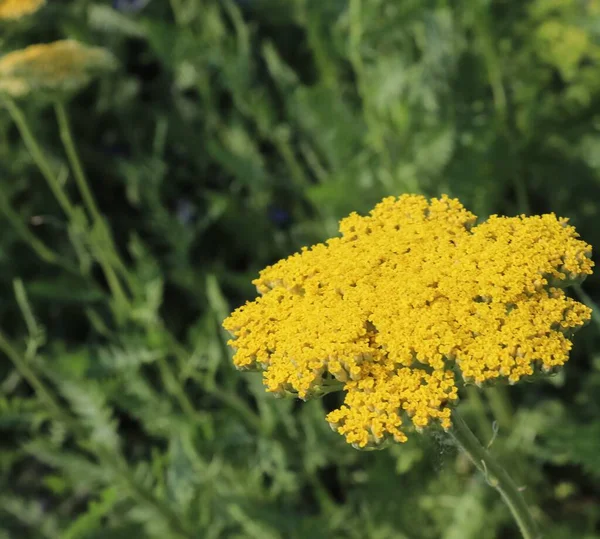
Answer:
top-left (0, 0), bottom-right (44, 20)
top-left (223, 195), bottom-right (593, 448)
top-left (0, 40), bottom-right (117, 98)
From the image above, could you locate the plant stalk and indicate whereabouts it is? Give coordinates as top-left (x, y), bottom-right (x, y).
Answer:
top-left (54, 102), bottom-right (102, 223)
top-left (2, 96), bottom-right (75, 218)
top-left (53, 101), bottom-right (135, 291)
top-left (449, 409), bottom-right (541, 539)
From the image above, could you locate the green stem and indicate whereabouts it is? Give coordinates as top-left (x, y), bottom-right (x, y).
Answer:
top-left (486, 386), bottom-right (513, 428)
top-left (347, 0), bottom-right (394, 188)
top-left (54, 102), bottom-right (102, 222)
top-left (53, 101), bottom-right (133, 317)
top-left (4, 98), bottom-right (128, 311)
top-left (0, 330), bottom-right (75, 430)
top-left (3, 98), bottom-right (130, 309)
top-left (470, 6), bottom-right (529, 216)
top-left (2, 96), bottom-right (75, 218)
top-left (0, 190), bottom-right (63, 267)
top-left (54, 101), bottom-right (135, 296)
top-left (449, 409), bottom-right (541, 539)
top-left (466, 386), bottom-right (494, 442)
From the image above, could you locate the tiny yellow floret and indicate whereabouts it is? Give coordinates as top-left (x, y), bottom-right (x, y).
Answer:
top-left (223, 195), bottom-right (593, 448)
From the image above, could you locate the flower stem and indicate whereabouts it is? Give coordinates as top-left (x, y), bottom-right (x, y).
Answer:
top-left (53, 101), bottom-right (135, 290)
top-left (465, 386), bottom-right (494, 442)
top-left (54, 102), bottom-right (102, 223)
top-left (486, 385), bottom-right (513, 428)
top-left (449, 409), bottom-right (541, 539)
top-left (2, 96), bottom-right (75, 218)
top-left (3, 97), bottom-right (129, 315)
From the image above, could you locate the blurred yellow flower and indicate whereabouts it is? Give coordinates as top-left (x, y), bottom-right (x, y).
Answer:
top-left (0, 40), bottom-right (117, 99)
top-left (223, 195), bottom-right (593, 448)
top-left (0, 0), bottom-right (45, 20)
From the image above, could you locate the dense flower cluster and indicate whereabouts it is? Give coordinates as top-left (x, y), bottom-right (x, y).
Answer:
top-left (0, 40), bottom-right (117, 98)
top-left (223, 195), bottom-right (593, 448)
top-left (0, 0), bottom-right (44, 20)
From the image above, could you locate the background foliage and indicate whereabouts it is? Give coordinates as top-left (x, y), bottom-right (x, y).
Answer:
top-left (1, 0), bottom-right (600, 537)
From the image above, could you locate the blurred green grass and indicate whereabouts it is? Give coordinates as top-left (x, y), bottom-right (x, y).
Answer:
top-left (1, 0), bottom-right (600, 537)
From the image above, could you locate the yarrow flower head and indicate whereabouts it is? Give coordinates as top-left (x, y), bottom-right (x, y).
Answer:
top-left (0, 0), bottom-right (45, 20)
top-left (0, 40), bottom-right (117, 99)
top-left (223, 195), bottom-right (593, 449)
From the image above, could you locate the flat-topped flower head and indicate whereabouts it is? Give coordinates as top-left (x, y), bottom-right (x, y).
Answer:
top-left (0, 0), bottom-right (45, 20)
top-left (223, 195), bottom-right (593, 448)
top-left (0, 40), bottom-right (117, 99)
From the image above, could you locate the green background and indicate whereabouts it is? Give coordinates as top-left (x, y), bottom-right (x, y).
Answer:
top-left (1, 0), bottom-right (600, 537)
